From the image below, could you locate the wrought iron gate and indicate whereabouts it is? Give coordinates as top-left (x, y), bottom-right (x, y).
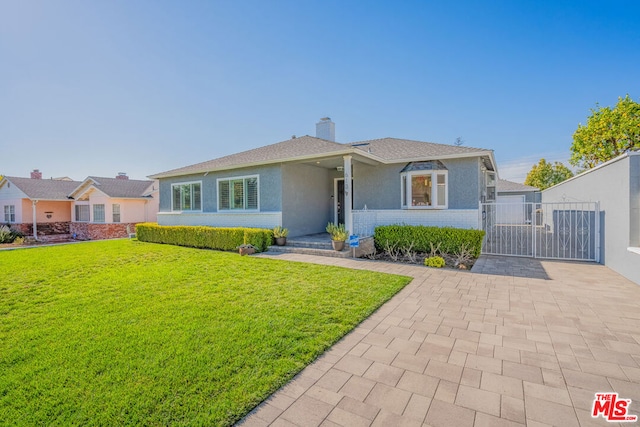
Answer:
top-left (480, 202), bottom-right (600, 261)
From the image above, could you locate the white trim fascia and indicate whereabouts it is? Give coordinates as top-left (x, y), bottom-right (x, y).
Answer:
top-left (68, 178), bottom-right (98, 198)
top-left (627, 247), bottom-right (640, 255)
top-left (72, 185), bottom-right (110, 201)
top-left (542, 151), bottom-right (638, 192)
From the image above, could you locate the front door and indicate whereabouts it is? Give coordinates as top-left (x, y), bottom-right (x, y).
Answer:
top-left (334, 179), bottom-right (353, 225)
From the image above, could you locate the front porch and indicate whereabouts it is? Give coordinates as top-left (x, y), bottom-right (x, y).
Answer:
top-left (266, 233), bottom-right (375, 258)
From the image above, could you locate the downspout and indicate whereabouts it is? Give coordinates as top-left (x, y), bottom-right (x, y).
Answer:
top-left (32, 200), bottom-right (38, 240)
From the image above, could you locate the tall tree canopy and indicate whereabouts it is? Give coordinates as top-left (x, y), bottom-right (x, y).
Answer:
top-left (524, 159), bottom-right (574, 190)
top-left (570, 95), bottom-right (640, 169)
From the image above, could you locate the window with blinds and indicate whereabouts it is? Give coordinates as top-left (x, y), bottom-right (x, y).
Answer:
top-left (93, 204), bottom-right (105, 223)
top-left (217, 175), bottom-right (259, 211)
top-left (75, 205), bottom-right (90, 222)
top-left (171, 182), bottom-right (202, 211)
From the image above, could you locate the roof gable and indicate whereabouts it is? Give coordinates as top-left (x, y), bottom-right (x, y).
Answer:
top-left (2, 176), bottom-right (81, 200)
top-left (71, 177), bottom-right (155, 199)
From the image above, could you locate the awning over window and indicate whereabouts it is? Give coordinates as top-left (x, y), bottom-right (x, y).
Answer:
top-left (400, 160), bottom-right (448, 173)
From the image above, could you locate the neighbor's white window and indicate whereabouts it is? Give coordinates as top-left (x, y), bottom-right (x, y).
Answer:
top-left (218, 175), bottom-right (259, 211)
top-left (93, 204), bottom-right (105, 223)
top-left (4, 205), bottom-right (15, 223)
top-left (75, 205), bottom-right (90, 222)
top-left (172, 182), bottom-right (202, 211)
top-left (112, 204), bottom-right (121, 223)
top-left (401, 171), bottom-right (448, 209)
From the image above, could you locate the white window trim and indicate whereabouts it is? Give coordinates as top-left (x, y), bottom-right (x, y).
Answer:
top-left (74, 203), bottom-right (90, 222)
top-left (93, 204), bottom-right (106, 223)
top-left (4, 205), bottom-right (15, 223)
top-left (112, 204), bottom-right (121, 223)
top-left (216, 175), bottom-right (260, 212)
top-left (171, 181), bottom-right (203, 212)
top-left (401, 170), bottom-right (448, 210)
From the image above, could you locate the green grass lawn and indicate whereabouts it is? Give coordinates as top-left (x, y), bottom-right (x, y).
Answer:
top-left (0, 240), bottom-right (411, 426)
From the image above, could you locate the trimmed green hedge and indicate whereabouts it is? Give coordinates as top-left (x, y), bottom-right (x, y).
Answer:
top-left (374, 225), bottom-right (485, 257)
top-left (135, 223), bottom-right (273, 252)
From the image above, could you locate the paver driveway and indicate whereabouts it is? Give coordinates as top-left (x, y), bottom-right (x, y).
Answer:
top-left (239, 254), bottom-right (640, 427)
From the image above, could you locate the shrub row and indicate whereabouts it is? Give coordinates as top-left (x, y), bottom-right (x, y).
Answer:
top-left (135, 223), bottom-right (273, 252)
top-left (374, 225), bottom-right (485, 257)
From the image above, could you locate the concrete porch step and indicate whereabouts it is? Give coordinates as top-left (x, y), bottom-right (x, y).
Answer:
top-left (265, 245), bottom-right (353, 258)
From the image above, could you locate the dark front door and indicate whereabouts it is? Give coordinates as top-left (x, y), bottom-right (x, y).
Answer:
top-left (335, 179), bottom-right (354, 225)
top-left (337, 180), bottom-right (345, 224)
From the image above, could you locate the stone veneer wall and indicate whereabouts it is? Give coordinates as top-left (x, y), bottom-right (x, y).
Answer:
top-left (10, 221), bottom-right (70, 236)
top-left (70, 223), bottom-right (138, 240)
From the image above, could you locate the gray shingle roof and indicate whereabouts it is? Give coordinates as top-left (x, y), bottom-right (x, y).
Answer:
top-left (150, 135), bottom-right (493, 179)
top-left (83, 177), bottom-right (155, 198)
top-left (349, 138), bottom-right (489, 161)
top-left (3, 176), bottom-right (81, 200)
top-left (497, 179), bottom-right (538, 192)
top-left (150, 136), bottom-right (348, 178)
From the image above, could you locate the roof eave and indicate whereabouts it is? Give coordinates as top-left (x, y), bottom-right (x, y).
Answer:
top-left (379, 150), bottom-right (496, 166)
top-left (149, 148), bottom-right (386, 179)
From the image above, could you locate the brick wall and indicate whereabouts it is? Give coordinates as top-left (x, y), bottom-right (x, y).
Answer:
top-left (70, 223), bottom-right (137, 240)
top-left (11, 221), bottom-right (71, 236)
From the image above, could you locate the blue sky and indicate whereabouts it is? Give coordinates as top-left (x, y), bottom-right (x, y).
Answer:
top-left (1, 1), bottom-right (638, 182)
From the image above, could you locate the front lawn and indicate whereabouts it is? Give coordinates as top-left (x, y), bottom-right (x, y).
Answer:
top-left (0, 240), bottom-right (411, 426)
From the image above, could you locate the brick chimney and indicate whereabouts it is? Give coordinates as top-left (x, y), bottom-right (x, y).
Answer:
top-left (116, 172), bottom-right (129, 180)
top-left (30, 169), bottom-right (42, 179)
top-left (316, 117), bottom-right (335, 142)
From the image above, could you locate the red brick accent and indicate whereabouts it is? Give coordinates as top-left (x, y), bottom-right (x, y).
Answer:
top-left (11, 221), bottom-right (70, 236)
top-left (30, 169), bottom-right (42, 179)
top-left (70, 222), bottom-right (138, 240)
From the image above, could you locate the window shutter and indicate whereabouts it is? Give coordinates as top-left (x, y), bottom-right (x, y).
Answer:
top-left (172, 185), bottom-right (181, 211)
top-left (232, 179), bottom-right (244, 209)
top-left (218, 180), bottom-right (229, 210)
top-left (193, 183), bottom-right (202, 210)
top-left (437, 174), bottom-right (446, 206)
top-left (246, 177), bottom-right (258, 210)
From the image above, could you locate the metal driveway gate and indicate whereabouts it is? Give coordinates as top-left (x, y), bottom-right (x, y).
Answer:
top-left (480, 202), bottom-right (600, 261)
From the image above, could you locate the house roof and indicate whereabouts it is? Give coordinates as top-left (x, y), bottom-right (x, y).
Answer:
top-left (150, 135), bottom-right (495, 179)
top-left (497, 179), bottom-right (538, 193)
top-left (349, 138), bottom-right (489, 161)
top-left (1, 176), bottom-right (81, 200)
top-left (71, 177), bottom-right (156, 199)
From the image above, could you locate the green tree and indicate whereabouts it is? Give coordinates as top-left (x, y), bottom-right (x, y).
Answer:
top-left (570, 95), bottom-right (640, 169)
top-left (524, 158), bottom-right (574, 190)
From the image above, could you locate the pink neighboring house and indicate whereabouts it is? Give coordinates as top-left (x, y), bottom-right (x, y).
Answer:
top-left (0, 169), bottom-right (159, 241)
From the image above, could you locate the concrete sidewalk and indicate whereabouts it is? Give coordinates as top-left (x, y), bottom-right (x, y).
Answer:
top-left (239, 254), bottom-right (640, 426)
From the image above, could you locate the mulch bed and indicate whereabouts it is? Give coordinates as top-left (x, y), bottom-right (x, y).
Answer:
top-left (365, 251), bottom-right (476, 270)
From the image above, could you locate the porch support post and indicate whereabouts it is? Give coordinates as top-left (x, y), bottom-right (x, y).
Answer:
top-left (32, 200), bottom-right (38, 240)
top-left (343, 155), bottom-right (353, 235)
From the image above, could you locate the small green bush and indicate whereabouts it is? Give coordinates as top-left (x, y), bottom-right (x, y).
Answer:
top-left (424, 256), bottom-right (446, 268)
top-left (136, 223), bottom-right (273, 252)
top-left (0, 225), bottom-right (23, 244)
top-left (326, 222), bottom-right (348, 241)
top-left (374, 225), bottom-right (484, 258)
top-left (0, 226), bottom-right (12, 243)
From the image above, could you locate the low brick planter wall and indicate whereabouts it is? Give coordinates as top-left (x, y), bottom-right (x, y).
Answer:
top-left (70, 223), bottom-right (138, 240)
top-left (11, 222), bottom-right (71, 237)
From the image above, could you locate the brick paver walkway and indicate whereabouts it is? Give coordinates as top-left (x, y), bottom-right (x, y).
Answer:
top-left (239, 254), bottom-right (640, 426)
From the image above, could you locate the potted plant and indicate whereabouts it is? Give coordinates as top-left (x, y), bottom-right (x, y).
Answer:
top-left (326, 222), bottom-right (348, 251)
top-left (273, 226), bottom-right (289, 246)
top-left (237, 243), bottom-right (256, 256)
